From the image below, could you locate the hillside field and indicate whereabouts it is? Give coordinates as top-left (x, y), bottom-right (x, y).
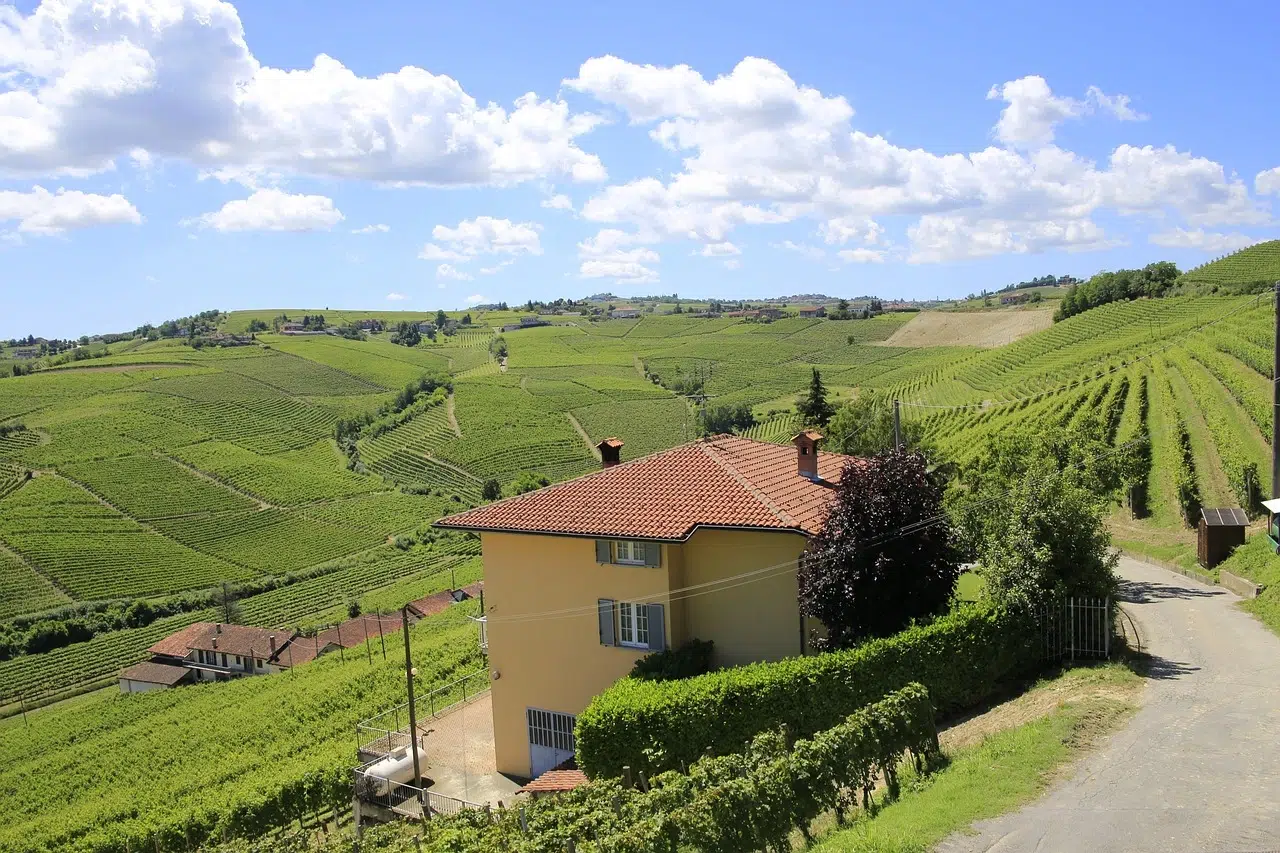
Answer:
top-left (0, 294), bottom-right (1276, 851)
top-left (881, 308), bottom-right (1055, 348)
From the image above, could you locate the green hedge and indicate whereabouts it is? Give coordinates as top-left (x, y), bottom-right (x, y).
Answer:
top-left (576, 606), bottom-right (1038, 778)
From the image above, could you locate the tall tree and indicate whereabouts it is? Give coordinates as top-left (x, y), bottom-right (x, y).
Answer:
top-left (796, 368), bottom-right (835, 427)
top-left (799, 449), bottom-right (959, 648)
top-left (825, 396), bottom-right (928, 457)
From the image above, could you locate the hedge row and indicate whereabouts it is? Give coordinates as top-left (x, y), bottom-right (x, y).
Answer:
top-left (229, 684), bottom-right (935, 853)
top-left (576, 605), bottom-right (1038, 778)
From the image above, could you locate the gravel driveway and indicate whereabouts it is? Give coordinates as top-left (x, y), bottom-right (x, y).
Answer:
top-left (940, 555), bottom-right (1280, 853)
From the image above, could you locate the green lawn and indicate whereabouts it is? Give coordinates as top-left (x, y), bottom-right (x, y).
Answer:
top-left (1215, 532), bottom-right (1280, 637)
top-left (955, 571), bottom-right (985, 603)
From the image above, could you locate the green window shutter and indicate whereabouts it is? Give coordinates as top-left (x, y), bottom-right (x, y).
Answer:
top-left (646, 604), bottom-right (665, 651)
top-left (598, 599), bottom-right (616, 646)
top-left (643, 542), bottom-right (661, 567)
top-left (595, 540), bottom-right (611, 564)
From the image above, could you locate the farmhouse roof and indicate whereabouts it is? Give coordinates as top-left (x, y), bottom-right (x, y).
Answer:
top-left (316, 613), bottom-right (405, 650)
top-left (436, 435), bottom-right (856, 541)
top-left (406, 582), bottom-right (484, 619)
top-left (517, 769), bottom-right (589, 795)
top-left (119, 661), bottom-right (192, 686)
top-left (148, 622), bottom-right (218, 658)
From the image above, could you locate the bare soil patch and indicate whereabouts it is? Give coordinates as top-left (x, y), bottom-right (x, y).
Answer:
top-left (880, 309), bottom-right (1054, 348)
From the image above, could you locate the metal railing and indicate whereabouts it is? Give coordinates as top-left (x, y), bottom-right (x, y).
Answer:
top-left (356, 668), bottom-right (490, 756)
top-left (352, 770), bottom-right (485, 817)
top-left (1043, 596), bottom-right (1112, 662)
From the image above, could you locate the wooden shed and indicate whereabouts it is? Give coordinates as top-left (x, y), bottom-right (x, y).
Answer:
top-left (1197, 507), bottom-right (1248, 569)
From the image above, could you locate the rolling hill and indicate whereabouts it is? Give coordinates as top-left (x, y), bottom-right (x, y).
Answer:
top-left (1177, 239), bottom-right (1280, 291)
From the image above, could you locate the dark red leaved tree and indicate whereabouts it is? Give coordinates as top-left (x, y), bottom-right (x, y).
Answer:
top-left (799, 448), bottom-right (959, 649)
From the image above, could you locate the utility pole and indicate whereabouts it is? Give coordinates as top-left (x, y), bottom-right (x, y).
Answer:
top-left (1272, 282), bottom-right (1280, 500)
top-left (893, 399), bottom-right (902, 449)
top-left (402, 604), bottom-right (422, 786)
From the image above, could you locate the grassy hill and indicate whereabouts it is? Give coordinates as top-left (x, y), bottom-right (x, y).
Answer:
top-left (1177, 239), bottom-right (1280, 291)
top-left (0, 294), bottom-right (1276, 851)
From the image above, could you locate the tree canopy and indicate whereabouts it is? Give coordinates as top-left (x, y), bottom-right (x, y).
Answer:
top-left (796, 368), bottom-right (835, 427)
top-left (1054, 261), bottom-right (1180, 321)
top-left (824, 395), bottom-right (927, 457)
top-left (798, 449), bottom-right (959, 648)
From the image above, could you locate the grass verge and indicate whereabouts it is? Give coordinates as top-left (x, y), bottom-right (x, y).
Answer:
top-left (1214, 532), bottom-right (1280, 636)
top-left (810, 663), bottom-right (1142, 852)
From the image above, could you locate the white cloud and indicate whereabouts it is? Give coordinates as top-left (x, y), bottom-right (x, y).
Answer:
top-left (723, 258), bottom-right (741, 270)
top-left (699, 241), bottom-right (740, 257)
top-left (987, 76), bottom-right (1145, 148)
top-left (542, 193), bottom-right (573, 210)
top-left (578, 228), bottom-right (660, 282)
top-left (353, 223), bottom-right (390, 234)
top-left (386, 291), bottom-right (407, 301)
top-left (1256, 167), bottom-right (1280, 196)
top-left (436, 263), bottom-right (472, 281)
top-left (419, 216), bottom-right (541, 265)
top-left (1149, 228), bottom-right (1258, 253)
top-left (0, 186), bottom-right (141, 235)
top-left (464, 293), bottom-right (488, 305)
top-left (190, 188), bottom-right (343, 232)
top-left (773, 240), bottom-right (825, 261)
top-left (566, 56), bottom-right (1257, 264)
top-left (479, 260), bottom-right (515, 275)
top-left (837, 248), bottom-right (886, 263)
top-left (0, 0), bottom-right (605, 185)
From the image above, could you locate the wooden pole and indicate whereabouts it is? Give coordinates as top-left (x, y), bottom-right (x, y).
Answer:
top-left (402, 605), bottom-right (423, 786)
top-left (893, 399), bottom-right (902, 449)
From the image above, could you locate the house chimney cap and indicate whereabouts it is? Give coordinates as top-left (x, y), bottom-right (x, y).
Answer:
top-left (598, 437), bottom-right (624, 450)
top-left (792, 429), bottom-right (824, 444)
top-left (598, 437), bottom-right (624, 469)
top-left (215, 623), bottom-right (222, 633)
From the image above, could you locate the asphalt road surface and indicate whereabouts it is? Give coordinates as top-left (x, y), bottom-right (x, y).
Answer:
top-left (940, 555), bottom-right (1280, 853)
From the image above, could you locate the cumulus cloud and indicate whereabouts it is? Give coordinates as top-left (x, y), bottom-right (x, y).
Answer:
top-left (0, 186), bottom-right (141, 235)
top-left (353, 223), bottom-right (390, 234)
top-left (464, 293), bottom-right (488, 305)
top-left (419, 216), bottom-right (541, 265)
top-left (189, 188), bottom-right (343, 231)
top-left (565, 56), bottom-right (1259, 264)
top-left (0, 0), bottom-right (605, 185)
top-left (578, 228), bottom-right (660, 282)
top-left (386, 292), bottom-right (407, 300)
top-left (699, 241), bottom-right (740, 257)
top-left (542, 193), bottom-right (573, 210)
top-left (1257, 167), bottom-right (1280, 196)
top-left (987, 76), bottom-right (1145, 148)
top-left (837, 248), bottom-right (886, 263)
top-left (436, 263), bottom-right (472, 281)
top-left (773, 241), bottom-right (825, 261)
top-left (1149, 228), bottom-right (1258, 253)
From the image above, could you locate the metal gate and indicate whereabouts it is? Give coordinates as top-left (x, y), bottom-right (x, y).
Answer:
top-left (1043, 596), bottom-right (1112, 662)
top-left (527, 708), bottom-right (576, 778)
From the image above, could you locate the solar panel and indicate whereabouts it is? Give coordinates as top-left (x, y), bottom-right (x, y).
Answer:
top-left (1200, 507), bottom-right (1248, 526)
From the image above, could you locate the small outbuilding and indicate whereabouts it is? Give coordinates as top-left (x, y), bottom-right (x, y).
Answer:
top-left (1263, 498), bottom-right (1280, 553)
top-left (1197, 507), bottom-right (1248, 569)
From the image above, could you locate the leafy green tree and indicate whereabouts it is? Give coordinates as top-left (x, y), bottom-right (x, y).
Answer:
top-left (461, 313), bottom-right (472, 325)
top-left (508, 471), bottom-right (551, 495)
top-left (825, 396), bottom-right (927, 457)
top-left (699, 403), bottom-right (755, 435)
top-left (973, 467), bottom-right (1118, 611)
top-left (798, 449), bottom-right (959, 648)
top-left (436, 309), bottom-right (448, 327)
top-left (391, 321), bottom-right (421, 347)
top-left (795, 368), bottom-right (835, 427)
top-left (481, 479), bottom-right (502, 501)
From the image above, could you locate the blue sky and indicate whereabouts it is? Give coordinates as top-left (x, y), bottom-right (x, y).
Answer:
top-left (2, 0), bottom-right (1278, 339)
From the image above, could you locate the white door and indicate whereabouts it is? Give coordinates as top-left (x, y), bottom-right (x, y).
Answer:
top-left (527, 708), bottom-right (576, 778)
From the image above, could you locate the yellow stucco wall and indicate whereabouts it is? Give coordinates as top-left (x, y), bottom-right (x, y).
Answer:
top-left (480, 526), bottom-right (811, 778)
top-left (677, 529), bottom-right (808, 667)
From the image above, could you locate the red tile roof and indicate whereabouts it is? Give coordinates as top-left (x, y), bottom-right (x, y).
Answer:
top-left (147, 622), bottom-right (216, 659)
top-left (437, 435), bottom-right (855, 541)
top-left (187, 623), bottom-right (290, 659)
top-left (517, 769), bottom-right (589, 794)
top-left (119, 661), bottom-right (193, 686)
top-left (317, 613), bottom-right (405, 650)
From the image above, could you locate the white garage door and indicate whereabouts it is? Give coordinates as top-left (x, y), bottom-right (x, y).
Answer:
top-left (527, 708), bottom-right (576, 778)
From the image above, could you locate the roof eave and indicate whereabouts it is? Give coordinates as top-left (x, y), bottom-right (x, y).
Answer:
top-left (430, 521), bottom-right (814, 543)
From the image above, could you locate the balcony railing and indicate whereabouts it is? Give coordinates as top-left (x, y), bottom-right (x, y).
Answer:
top-left (352, 766), bottom-right (484, 817)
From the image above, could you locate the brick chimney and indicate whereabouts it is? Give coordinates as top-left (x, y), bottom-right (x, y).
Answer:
top-left (215, 623), bottom-right (222, 633)
top-left (793, 430), bottom-right (823, 481)
top-left (268, 635), bottom-right (277, 655)
top-left (598, 437), bottom-right (624, 469)
top-left (211, 636), bottom-right (219, 650)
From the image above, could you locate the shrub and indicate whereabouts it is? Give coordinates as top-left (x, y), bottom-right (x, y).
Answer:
top-left (629, 639), bottom-right (714, 681)
top-left (576, 605), bottom-right (1038, 778)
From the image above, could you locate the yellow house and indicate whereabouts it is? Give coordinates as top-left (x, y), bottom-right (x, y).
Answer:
top-left (436, 431), bottom-right (852, 779)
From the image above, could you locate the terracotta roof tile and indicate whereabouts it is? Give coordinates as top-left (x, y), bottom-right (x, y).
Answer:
top-left (517, 769), bottom-right (589, 794)
top-left (406, 582), bottom-right (484, 619)
top-left (147, 622), bottom-right (216, 659)
top-left (119, 661), bottom-right (192, 686)
top-left (317, 613), bottom-right (405, 650)
top-left (437, 435), bottom-right (856, 540)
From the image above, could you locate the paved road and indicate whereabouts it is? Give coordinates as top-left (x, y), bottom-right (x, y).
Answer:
top-left (941, 556), bottom-right (1280, 853)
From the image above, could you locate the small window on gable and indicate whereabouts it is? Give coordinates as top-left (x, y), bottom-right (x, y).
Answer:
top-left (614, 540), bottom-right (646, 565)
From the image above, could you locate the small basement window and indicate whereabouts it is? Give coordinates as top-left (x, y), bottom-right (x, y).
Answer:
top-left (614, 541), bottom-right (646, 565)
top-left (617, 601), bottom-right (650, 648)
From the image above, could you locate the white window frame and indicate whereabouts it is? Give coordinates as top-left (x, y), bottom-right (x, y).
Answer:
top-left (617, 601), bottom-right (650, 648)
top-left (613, 540), bottom-right (646, 566)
